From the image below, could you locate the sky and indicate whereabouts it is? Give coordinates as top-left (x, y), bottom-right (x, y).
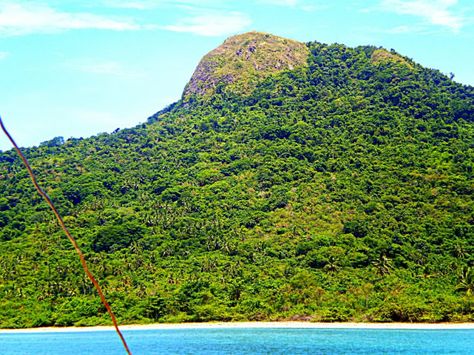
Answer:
top-left (0, 0), bottom-right (473, 151)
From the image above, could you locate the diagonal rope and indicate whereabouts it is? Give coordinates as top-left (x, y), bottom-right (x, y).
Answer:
top-left (0, 116), bottom-right (132, 355)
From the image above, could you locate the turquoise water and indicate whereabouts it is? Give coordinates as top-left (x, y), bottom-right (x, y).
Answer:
top-left (1, 328), bottom-right (473, 354)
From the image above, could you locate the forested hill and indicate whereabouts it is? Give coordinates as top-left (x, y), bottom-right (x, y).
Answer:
top-left (0, 32), bottom-right (473, 328)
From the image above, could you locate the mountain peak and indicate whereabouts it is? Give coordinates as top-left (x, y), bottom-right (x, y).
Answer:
top-left (183, 31), bottom-right (310, 99)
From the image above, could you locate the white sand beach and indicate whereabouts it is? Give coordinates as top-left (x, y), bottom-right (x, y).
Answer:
top-left (1, 321), bottom-right (474, 333)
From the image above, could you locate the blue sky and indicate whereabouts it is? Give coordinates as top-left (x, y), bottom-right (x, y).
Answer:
top-left (0, 0), bottom-right (473, 151)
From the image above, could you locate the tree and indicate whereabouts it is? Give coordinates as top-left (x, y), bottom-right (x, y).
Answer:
top-left (457, 267), bottom-right (474, 296)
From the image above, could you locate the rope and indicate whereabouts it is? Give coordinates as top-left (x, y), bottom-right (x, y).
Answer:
top-left (0, 116), bottom-right (132, 355)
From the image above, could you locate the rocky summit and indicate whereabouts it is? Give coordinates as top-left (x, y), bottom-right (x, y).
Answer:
top-left (183, 31), bottom-right (310, 99)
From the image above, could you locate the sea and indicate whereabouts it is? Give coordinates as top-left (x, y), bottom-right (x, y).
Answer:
top-left (1, 327), bottom-right (474, 354)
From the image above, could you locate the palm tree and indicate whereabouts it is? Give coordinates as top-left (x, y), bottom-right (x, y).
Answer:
top-left (372, 254), bottom-right (393, 276)
top-left (456, 266), bottom-right (474, 296)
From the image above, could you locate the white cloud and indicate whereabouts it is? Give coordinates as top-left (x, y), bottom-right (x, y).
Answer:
top-left (163, 11), bottom-right (251, 36)
top-left (0, 2), bottom-right (140, 36)
top-left (381, 0), bottom-right (463, 32)
top-left (0, 51), bottom-right (9, 60)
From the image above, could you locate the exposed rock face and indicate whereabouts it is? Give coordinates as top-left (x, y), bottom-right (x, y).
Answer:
top-left (183, 31), bottom-right (310, 99)
top-left (371, 49), bottom-right (413, 69)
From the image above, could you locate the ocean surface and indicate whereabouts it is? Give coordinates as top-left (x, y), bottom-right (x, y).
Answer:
top-left (1, 327), bottom-right (473, 354)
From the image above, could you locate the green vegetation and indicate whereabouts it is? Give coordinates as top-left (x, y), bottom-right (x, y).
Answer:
top-left (0, 34), bottom-right (473, 328)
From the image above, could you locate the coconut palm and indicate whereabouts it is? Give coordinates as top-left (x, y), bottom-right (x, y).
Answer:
top-left (456, 267), bottom-right (474, 296)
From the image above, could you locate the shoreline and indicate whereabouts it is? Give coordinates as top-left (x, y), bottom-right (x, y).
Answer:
top-left (2, 321), bottom-right (474, 333)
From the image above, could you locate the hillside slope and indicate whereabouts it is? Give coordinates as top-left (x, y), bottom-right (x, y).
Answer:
top-left (0, 33), bottom-right (473, 327)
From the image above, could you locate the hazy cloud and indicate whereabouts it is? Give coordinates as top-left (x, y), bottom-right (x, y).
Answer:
top-left (386, 24), bottom-right (419, 33)
top-left (103, 0), bottom-right (230, 9)
top-left (65, 59), bottom-right (143, 78)
top-left (259, 0), bottom-right (299, 6)
top-left (0, 51), bottom-right (9, 60)
top-left (380, 0), bottom-right (463, 32)
top-left (106, 2), bottom-right (149, 10)
top-left (257, 0), bottom-right (325, 12)
top-left (101, 0), bottom-right (158, 10)
top-left (163, 11), bottom-right (251, 36)
top-left (383, 23), bottom-right (443, 35)
top-left (0, 2), bottom-right (141, 36)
